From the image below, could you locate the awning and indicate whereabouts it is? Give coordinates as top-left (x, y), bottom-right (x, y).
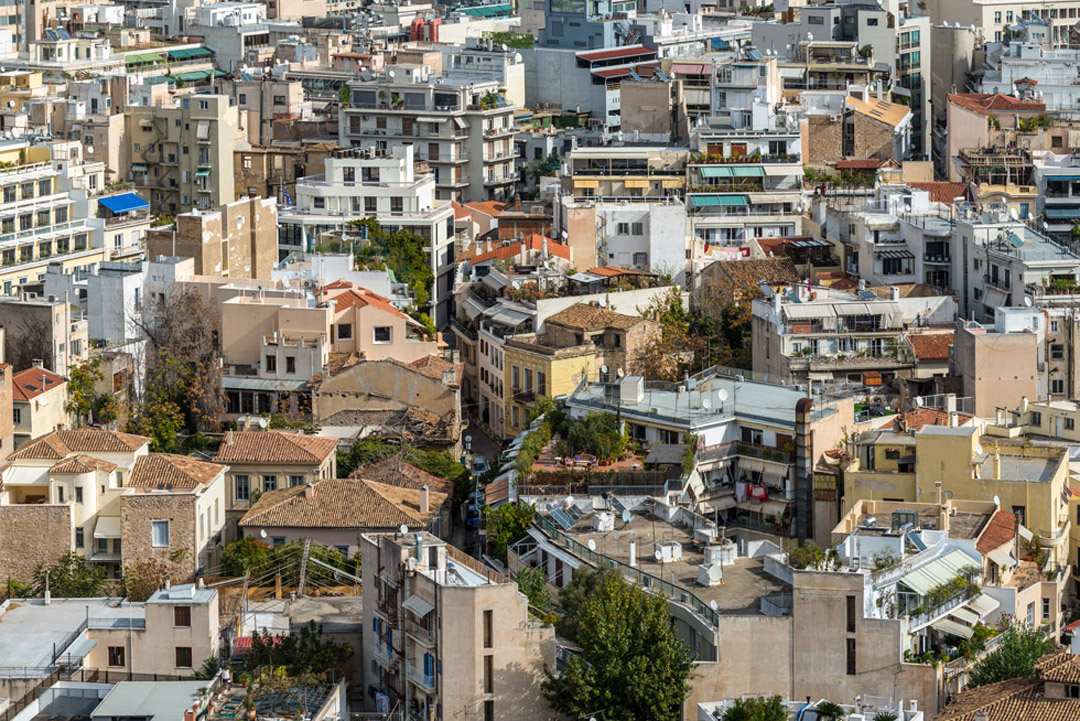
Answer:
top-left (99, 193), bottom-right (149, 214)
top-left (195, 169), bottom-right (212, 177)
top-left (454, 116), bottom-right (470, 129)
top-left (702, 496), bottom-right (736, 511)
top-left (131, 163), bottom-right (147, 171)
top-left (574, 179), bottom-right (599, 189)
top-left (402, 594), bottom-right (434, 617)
top-left (986, 546), bottom-right (1017, 570)
top-left (416, 116), bottom-right (448, 123)
top-left (731, 167), bottom-right (764, 177)
top-left (739, 458), bottom-right (767, 474)
top-left (949, 606), bottom-right (980, 625)
top-left (94, 516), bottom-right (121, 539)
top-left (690, 195), bottom-right (720, 207)
top-left (718, 194), bottom-right (749, 206)
top-left (966, 593), bottom-right (1000, 617)
top-left (1044, 174), bottom-right (1080, 182)
top-left (57, 637), bottom-right (98, 664)
top-left (1044, 208), bottom-right (1080, 220)
top-left (764, 165), bottom-right (801, 176)
top-left (167, 47), bottom-right (213, 61)
top-left (758, 499), bottom-right (788, 515)
top-left (126, 52), bottom-right (163, 65)
top-left (1018, 524), bottom-right (1033, 542)
top-left (624, 179), bottom-right (649, 189)
top-left (748, 192), bottom-right (803, 205)
top-left (898, 549), bottom-right (980, 596)
top-left (784, 304), bottom-right (835, 320)
top-left (875, 249), bottom-right (915, 259)
top-left (698, 167), bottom-right (732, 178)
top-left (932, 617), bottom-right (974, 639)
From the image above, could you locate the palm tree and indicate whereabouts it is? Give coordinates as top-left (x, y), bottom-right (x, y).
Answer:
top-left (814, 701), bottom-right (846, 721)
top-left (873, 713), bottom-right (898, 721)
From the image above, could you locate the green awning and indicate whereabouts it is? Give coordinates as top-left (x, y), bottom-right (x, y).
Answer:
top-left (131, 163), bottom-right (147, 171)
top-left (126, 52), bottom-right (163, 65)
top-left (898, 549), bottom-right (979, 596)
top-left (209, 68), bottom-right (228, 77)
top-left (1044, 208), bottom-right (1080, 220)
top-left (690, 195), bottom-right (720, 207)
top-left (731, 167), bottom-right (765, 177)
top-left (698, 167), bottom-right (732, 178)
top-left (718, 194), bottom-right (749, 206)
top-left (167, 47), bottom-right (213, 61)
top-left (144, 75), bottom-right (169, 85)
top-left (173, 71), bottom-right (210, 83)
top-left (195, 169), bottom-right (211, 177)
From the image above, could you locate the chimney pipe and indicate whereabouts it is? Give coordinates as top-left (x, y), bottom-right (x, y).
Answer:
top-left (164, 573), bottom-right (171, 590)
top-left (993, 451), bottom-right (1002, 480)
top-left (946, 393), bottom-right (957, 414)
top-left (889, 286), bottom-right (900, 301)
top-left (415, 532), bottom-right (424, 564)
top-left (629, 540), bottom-right (636, 567)
top-left (304, 482), bottom-right (315, 499)
top-left (420, 484), bottom-right (429, 515)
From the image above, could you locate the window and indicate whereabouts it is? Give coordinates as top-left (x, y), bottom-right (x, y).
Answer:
top-left (1013, 506), bottom-right (1027, 526)
top-left (108, 646), bottom-right (125, 667)
top-left (846, 596), bottom-right (856, 632)
top-left (1052, 344), bottom-right (1065, 360)
top-left (273, 95), bottom-right (287, 106)
top-left (512, 365), bottom-right (520, 390)
top-left (1067, 685), bottom-right (1080, 699)
top-left (152, 521), bottom-right (170, 547)
top-left (364, 197), bottom-right (377, 213)
top-left (174, 606), bottom-right (191, 627)
top-left (263, 475), bottom-right (277, 492)
top-left (238, 93), bottom-right (247, 105)
top-left (1052, 320), bottom-right (1060, 333)
top-left (1027, 602), bottom-right (1035, 628)
top-left (286, 356), bottom-right (296, 374)
top-left (1032, 412), bottom-right (1042, 425)
top-left (633, 252), bottom-right (648, 267)
top-left (265, 355), bottom-right (276, 372)
top-left (994, 11), bottom-right (1001, 23)
top-left (867, 17), bottom-right (878, 26)
top-left (846, 638), bottom-right (856, 675)
top-left (58, 486), bottom-right (65, 503)
top-left (235, 475), bottom-right (250, 501)
top-left (198, 100), bottom-right (209, 110)
top-left (271, 537), bottom-right (286, 547)
top-left (1053, 379), bottom-right (1066, 395)
top-left (290, 475), bottom-right (304, 487)
top-left (75, 527), bottom-right (84, 549)
top-left (808, 15), bottom-right (824, 24)
top-left (484, 701), bottom-right (494, 721)
top-left (1068, 418), bottom-right (1076, 431)
top-left (338, 323), bottom-right (353, 340)
top-left (483, 654), bottom-right (493, 693)
top-left (390, 197), bottom-right (403, 213)
top-left (537, 371), bottom-right (547, 397)
top-left (483, 609), bottom-right (493, 647)
top-left (75, 487), bottom-right (83, 503)
top-left (1043, 598), bottom-right (1051, 620)
top-left (617, 222), bottom-right (629, 235)
top-left (12, 407), bottom-right (19, 425)
top-left (313, 197), bottom-right (325, 209)
top-left (373, 326), bottom-right (392, 343)
top-left (1053, 136), bottom-right (1064, 148)
top-left (175, 647), bottom-right (193, 668)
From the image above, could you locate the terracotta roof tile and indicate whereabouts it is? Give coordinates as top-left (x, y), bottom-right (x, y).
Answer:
top-left (469, 235), bottom-right (571, 265)
top-left (9, 429), bottom-right (151, 460)
top-left (49, 454), bottom-right (118, 474)
top-left (128, 454), bottom-right (226, 490)
top-left (213, 430), bottom-right (338, 465)
top-left (323, 284), bottom-right (409, 320)
top-left (1037, 648), bottom-right (1080, 684)
top-left (909, 331), bottom-right (955, 361)
top-left (12, 367), bottom-right (66, 402)
top-left (909, 182), bottom-right (970, 205)
top-left (545, 303), bottom-right (648, 331)
top-left (404, 355), bottom-right (463, 385)
top-left (709, 257), bottom-right (801, 288)
top-left (836, 158), bottom-right (883, 170)
top-left (875, 408), bottom-right (973, 432)
top-left (451, 201), bottom-right (473, 220)
top-left (462, 201), bottom-right (509, 218)
top-left (976, 510), bottom-right (1018, 555)
top-left (587, 266), bottom-right (650, 277)
top-left (351, 458), bottom-right (452, 494)
top-left (238, 477), bottom-right (446, 529)
top-left (939, 650), bottom-right (1080, 720)
top-left (948, 92), bottom-right (1047, 115)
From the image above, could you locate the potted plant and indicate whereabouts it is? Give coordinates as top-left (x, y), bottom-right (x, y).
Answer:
top-left (815, 701), bottom-right (846, 721)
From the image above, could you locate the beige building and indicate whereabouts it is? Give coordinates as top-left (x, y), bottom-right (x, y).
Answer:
top-left (952, 316), bottom-right (1039, 419)
top-left (11, 365), bottom-right (68, 449)
top-left (266, 0), bottom-right (328, 20)
top-left (125, 95), bottom-right (242, 215)
top-left (147, 196), bottom-right (278, 280)
top-left (214, 77), bottom-right (313, 146)
top-left (0, 294), bottom-right (89, 377)
top-left (234, 143), bottom-right (336, 205)
top-left (212, 430), bottom-right (338, 539)
top-left (317, 281), bottom-right (440, 362)
top-left (360, 532), bottom-right (557, 720)
top-left (240, 477), bottom-right (449, 557)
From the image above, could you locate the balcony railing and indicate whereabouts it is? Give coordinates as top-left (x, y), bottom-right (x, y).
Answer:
top-left (909, 589), bottom-right (978, 630)
top-left (373, 643), bottom-right (396, 666)
top-left (406, 665), bottom-right (436, 691)
top-left (104, 210), bottom-right (150, 227)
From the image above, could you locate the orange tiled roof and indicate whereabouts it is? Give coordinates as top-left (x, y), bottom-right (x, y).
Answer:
top-left (470, 235), bottom-right (571, 265)
top-left (709, 257), bottom-right (801, 289)
top-left (909, 332), bottom-right (954, 361)
top-left (405, 355), bottom-right (463, 384)
top-left (9, 429), bottom-right (151, 461)
top-left (875, 408), bottom-right (972, 432)
top-left (948, 92), bottom-right (1047, 115)
top-left (327, 285), bottom-right (409, 320)
top-left (845, 96), bottom-right (911, 127)
top-left (976, 509), bottom-right (1017, 555)
top-left (836, 158), bottom-right (883, 170)
top-left (939, 649), bottom-right (1080, 720)
top-left (238, 477), bottom-right (445, 529)
top-left (462, 200), bottom-right (509, 218)
top-left (545, 302), bottom-right (650, 331)
top-left (12, 367), bottom-right (65, 402)
top-left (213, 430), bottom-right (338, 465)
top-left (909, 182), bottom-right (970, 205)
top-left (49, 455), bottom-right (118, 474)
top-left (587, 266), bottom-right (649, 277)
top-left (451, 201), bottom-right (473, 220)
top-left (128, 454), bottom-right (226, 490)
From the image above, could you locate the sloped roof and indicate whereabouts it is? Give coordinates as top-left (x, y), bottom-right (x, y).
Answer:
top-left (49, 455), bottom-right (118, 474)
top-left (326, 285), bottom-right (409, 320)
top-left (12, 367), bottom-right (66, 402)
top-left (351, 457), bottom-right (452, 494)
top-left (938, 651), bottom-right (1080, 720)
top-left (709, 257), bottom-right (801, 290)
top-left (128, 454), bottom-right (225, 490)
top-left (587, 266), bottom-right (650, 277)
top-left (976, 510), bottom-right (1017, 555)
top-left (876, 408), bottom-right (972, 432)
top-left (469, 235), bottom-right (571, 265)
top-left (909, 182), bottom-right (970, 205)
top-left (545, 303), bottom-right (647, 331)
top-left (405, 355), bottom-right (463, 384)
top-left (909, 332), bottom-right (954, 361)
top-left (947, 92), bottom-right (1046, 115)
top-left (213, 430), bottom-right (338, 465)
top-left (836, 158), bottom-right (883, 170)
top-left (845, 96), bottom-right (911, 127)
top-left (1038, 648), bottom-right (1080, 684)
top-left (238, 477), bottom-right (445, 529)
top-left (462, 201), bottom-right (509, 218)
top-left (9, 429), bottom-right (150, 461)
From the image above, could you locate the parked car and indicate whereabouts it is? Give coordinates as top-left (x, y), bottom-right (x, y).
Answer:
top-left (465, 503), bottom-right (481, 529)
top-left (471, 456), bottom-right (489, 476)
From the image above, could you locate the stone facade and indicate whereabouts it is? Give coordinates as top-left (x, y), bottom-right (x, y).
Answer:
top-left (852, 112), bottom-right (898, 162)
top-left (0, 505), bottom-right (71, 581)
top-left (120, 493), bottom-right (197, 580)
top-left (804, 115), bottom-right (844, 166)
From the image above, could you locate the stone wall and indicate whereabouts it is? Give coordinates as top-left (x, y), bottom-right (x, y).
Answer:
top-left (853, 113), bottom-right (898, 162)
top-left (120, 493), bottom-right (196, 580)
top-left (805, 115), bottom-right (843, 166)
top-left (0, 505), bottom-right (71, 581)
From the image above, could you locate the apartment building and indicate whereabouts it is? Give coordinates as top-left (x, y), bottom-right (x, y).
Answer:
top-left (213, 76), bottom-right (314, 146)
top-left (360, 531), bottom-right (556, 721)
top-left (502, 304), bottom-right (660, 437)
top-left (147, 196), bottom-right (278, 280)
top-left (931, 0), bottom-right (1080, 47)
top-left (0, 428), bottom-right (227, 581)
top-left (212, 430), bottom-right (338, 539)
top-left (11, 365), bottom-right (68, 449)
top-left (953, 309), bottom-right (1042, 417)
top-left (0, 294), bottom-right (89, 376)
top-left (124, 95), bottom-right (242, 215)
top-left (278, 146), bottom-right (456, 327)
top-left (317, 282), bottom-right (441, 363)
top-left (945, 93), bottom-right (1047, 183)
top-left (339, 64), bottom-right (517, 203)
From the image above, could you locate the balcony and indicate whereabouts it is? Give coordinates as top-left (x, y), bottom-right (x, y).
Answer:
top-left (484, 125), bottom-right (514, 139)
top-left (908, 588), bottom-right (978, 631)
top-left (373, 643), bottom-right (397, 667)
top-left (483, 149), bottom-right (517, 162)
top-left (104, 210), bottom-right (150, 227)
top-left (923, 253), bottom-right (951, 264)
top-left (483, 174), bottom-right (515, 186)
top-left (406, 664), bottom-right (436, 692)
top-left (1037, 519), bottom-right (1070, 548)
top-left (404, 617), bottom-right (435, 646)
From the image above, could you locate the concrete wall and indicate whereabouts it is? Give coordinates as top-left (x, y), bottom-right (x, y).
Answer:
top-left (0, 504), bottom-right (71, 581)
top-left (853, 113), bottom-right (899, 162)
top-left (313, 359), bottom-right (460, 422)
top-left (954, 326), bottom-right (1038, 418)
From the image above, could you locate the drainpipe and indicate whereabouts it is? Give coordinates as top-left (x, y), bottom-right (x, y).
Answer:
top-left (795, 397), bottom-right (814, 543)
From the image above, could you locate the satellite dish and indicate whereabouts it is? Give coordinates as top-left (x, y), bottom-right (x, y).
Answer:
top-left (600, 365), bottom-right (609, 375)
top-left (588, 539), bottom-right (597, 551)
top-left (399, 524), bottom-right (409, 534)
top-left (1009, 208), bottom-right (1019, 221)
top-left (703, 398), bottom-right (712, 410)
top-left (807, 32), bottom-right (814, 41)
top-left (914, 396), bottom-right (923, 407)
top-left (514, 53), bottom-right (522, 63)
top-left (654, 549), bottom-right (664, 562)
top-left (710, 600), bottom-right (719, 611)
top-left (259, 529), bottom-right (268, 539)
top-left (1024, 296), bottom-right (1033, 307)
top-left (388, 70), bottom-right (395, 79)
top-left (718, 389), bottom-right (729, 402)
top-left (975, 444), bottom-right (984, 456)
top-left (465, 434), bottom-right (473, 444)
top-left (565, 495), bottom-right (574, 507)
top-left (617, 368), bottom-right (625, 378)
top-left (993, 495), bottom-right (1000, 507)
top-left (621, 509), bottom-right (632, 523)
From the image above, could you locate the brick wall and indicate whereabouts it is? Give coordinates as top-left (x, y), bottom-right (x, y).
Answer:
top-left (805, 116), bottom-right (843, 166)
top-left (0, 505), bottom-right (71, 581)
top-left (853, 113), bottom-right (897, 162)
top-left (120, 494), bottom-right (197, 580)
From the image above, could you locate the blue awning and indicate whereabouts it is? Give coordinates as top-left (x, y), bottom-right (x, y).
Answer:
top-left (99, 193), bottom-right (149, 214)
top-left (1044, 208), bottom-right (1080, 220)
top-left (1044, 175), bottom-right (1080, 182)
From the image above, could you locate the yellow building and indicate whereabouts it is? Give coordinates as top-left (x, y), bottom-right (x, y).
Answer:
top-left (845, 425), bottom-right (1071, 568)
top-left (502, 339), bottom-right (598, 437)
top-left (976, 182), bottom-right (1038, 222)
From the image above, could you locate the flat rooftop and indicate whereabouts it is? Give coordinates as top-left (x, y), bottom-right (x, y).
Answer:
top-left (977, 453), bottom-right (1058, 483)
top-left (852, 510), bottom-right (990, 540)
top-left (92, 681), bottom-right (208, 721)
top-left (548, 511), bottom-right (789, 615)
top-left (0, 599), bottom-right (141, 669)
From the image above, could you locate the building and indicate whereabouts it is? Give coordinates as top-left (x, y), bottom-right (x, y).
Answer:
top-left (803, 92), bottom-right (913, 167)
top-left (0, 294), bottom-right (89, 376)
top-left (937, 648), bottom-right (1080, 720)
top-left (694, 258), bottom-right (801, 311)
top-left (945, 93), bottom-right (1047, 183)
top-left (339, 65), bottom-right (517, 203)
top-left (360, 531), bottom-right (556, 720)
top-left (11, 365), bottom-right (68, 449)
top-left (147, 197), bottom-right (278, 280)
top-left (317, 282), bottom-right (441, 363)
top-left (952, 309), bottom-right (1042, 417)
top-left (124, 95), bottom-right (243, 215)
top-left (930, 0), bottom-right (1080, 47)
top-left (211, 430), bottom-right (338, 539)
top-left (213, 77), bottom-right (314, 146)
top-left (239, 477), bottom-right (450, 556)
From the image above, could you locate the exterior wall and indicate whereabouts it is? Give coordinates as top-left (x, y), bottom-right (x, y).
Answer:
top-left (120, 493), bottom-right (199, 579)
top-left (220, 297), bottom-right (332, 366)
top-left (313, 359), bottom-right (461, 423)
top-left (619, 81), bottom-right (675, 139)
top-left (0, 504), bottom-right (71, 581)
top-left (329, 303), bottom-right (439, 362)
top-left (852, 113), bottom-right (898, 162)
top-left (13, 382), bottom-right (68, 448)
top-left (946, 103), bottom-right (990, 182)
top-left (222, 457), bottom-right (333, 524)
top-left (0, 363), bottom-right (13, 461)
top-left (954, 327), bottom-right (1038, 417)
top-left (804, 115), bottom-right (844, 167)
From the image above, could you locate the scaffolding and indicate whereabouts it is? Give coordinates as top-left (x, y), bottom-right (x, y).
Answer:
top-left (957, 145), bottom-right (1033, 186)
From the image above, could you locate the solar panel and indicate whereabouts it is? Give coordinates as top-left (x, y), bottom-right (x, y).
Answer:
top-left (57, 28), bottom-right (72, 40)
top-left (1008, 233), bottom-right (1024, 248)
top-left (565, 504), bottom-right (585, 523)
top-left (45, 29), bottom-right (58, 41)
top-left (609, 496), bottom-right (627, 515)
top-left (550, 508), bottom-right (574, 530)
top-left (654, 70), bottom-right (670, 81)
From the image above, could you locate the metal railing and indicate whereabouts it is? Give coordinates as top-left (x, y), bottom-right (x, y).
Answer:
top-left (406, 664), bottom-right (435, 691)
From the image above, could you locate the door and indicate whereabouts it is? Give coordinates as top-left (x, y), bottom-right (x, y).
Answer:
top-left (731, 143), bottom-right (748, 157)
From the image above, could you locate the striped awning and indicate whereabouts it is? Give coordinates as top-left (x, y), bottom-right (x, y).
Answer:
top-left (875, 249), bottom-right (915, 259)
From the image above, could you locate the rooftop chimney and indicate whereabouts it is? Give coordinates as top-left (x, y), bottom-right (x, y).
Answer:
top-left (420, 484), bottom-right (429, 515)
top-left (164, 573), bottom-right (171, 590)
top-left (304, 482), bottom-right (316, 499)
top-left (889, 286), bottom-right (900, 301)
top-left (946, 394), bottom-right (957, 414)
top-left (993, 450), bottom-right (1002, 480)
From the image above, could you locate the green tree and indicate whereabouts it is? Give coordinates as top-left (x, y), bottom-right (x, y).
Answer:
top-left (814, 701), bottom-right (846, 721)
top-left (221, 537), bottom-right (272, 576)
top-left (66, 357), bottom-right (105, 424)
top-left (195, 656), bottom-right (221, 680)
top-left (122, 558), bottom-right (176, 601)
top-left (516, 565), bottom-right (550, 610)
top-left (968, 623), bottom-right (1055, 687)
top-left (247, 620), bottom-right (352, 675)
top-left (542, 568), bottom-right (693, 721)
top-left (125, 395), bottom-right (185, 452)
top-left (485, 502), bottom-right (535, 562)
top-left (32, 553), bottom-right (106, 598)
top-left (338, 84), bottom-right (350, 107)
top-left (565, 411), bottom-right (626, 461)
top-left (721, 696), bottom-right (788, 721)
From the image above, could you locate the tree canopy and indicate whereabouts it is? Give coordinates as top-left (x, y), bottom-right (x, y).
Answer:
top-left (565, 411), bottom-right (626, 461)
top-left (542, 568), bottom-right (694, 721)
top-left (247, 620), bottom-right (352, 676)
top-left (721, 696), bottom-right (788, 721)
top-left (32, 553), bottom-right (106, 598)
top-left (485, 502), bottom-right (535, 563)
top-left (968, 622), bottom-right (1055, 687)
